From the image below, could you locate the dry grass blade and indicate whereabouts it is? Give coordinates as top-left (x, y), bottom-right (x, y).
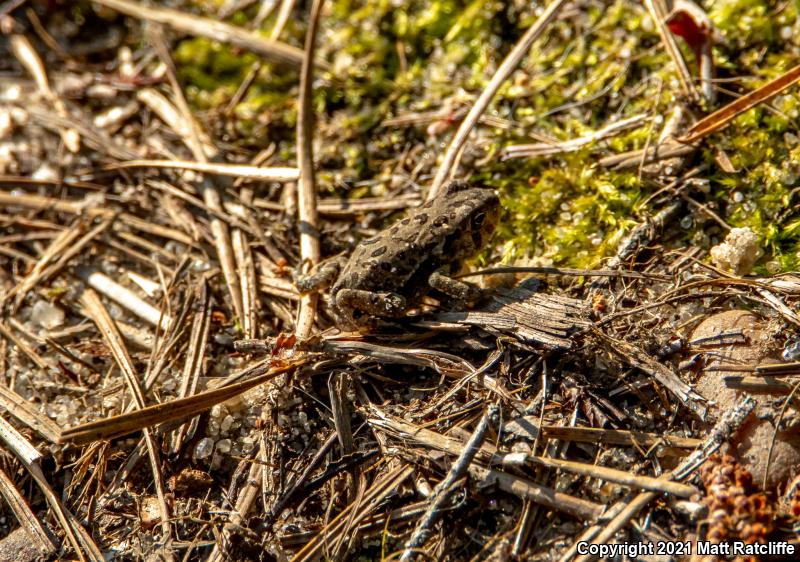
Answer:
top-left (328, 372), bottom-right (357, 502)
top-left (291, 463), bottom-right (415, 562)
top-left (105, 159), bottom-right (300, 181)
top-left (679, 63), bottom-right (800, 144)
top-left (0, 190), bottom-right (114, 218)
top-left (503, 114), bottom-right (649, 158)
top-left (0, 384), bottom-right (61, 444)
top-left (93, 0), bottom-right (306, 67)
top-left (137, 84), bottom-right (246, 328)
top-left (0, 468), bottom-right (57, 557)
top-left (24, 106), bottom-right (138, 161)
top-left (2, 220), bottom-right (84, 306)
top-left (0, 416), bottom-right (101, 561)
top-left (0, 188), bottom-right (196, 246)
top-left (597, 331), bottom-right (708, 419)
top-left (170, 282), bottom-right (212, 453)
top-left (428, 0), bottom-right (568, 199)
top-left (13, 217), bottom-right (113, 309)
top-left (0, 321), bottom-right (49, 370)
top-left (643, 0), bottom-right (699, 102)
top-left (78, 289), bottom-right (174, 555)
top-left (231, 195), bottom-right (259, 338)
top-left (207, 443), bottom-right (274, 562)
top-left (9, 33), bottom-right (79, 150)
top-left (59, 357), bottom-right (304, 444)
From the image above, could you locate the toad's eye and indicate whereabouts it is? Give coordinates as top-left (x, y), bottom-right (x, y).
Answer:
top-left (471, 212), bottom-right (486, 228)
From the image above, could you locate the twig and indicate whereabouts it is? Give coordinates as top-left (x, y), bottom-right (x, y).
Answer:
top-left (502, 114), bottom-right (649, 158)
top-left (92, 0), bottom-right (306, 67)
top-left (401, 405), bottom-right (498, 560)
top-left (567, 396), bottom-right (757, 562)
top-left (589, 201), bottom-right (683, 290)
top-left (522, 455), bottom-right (697, 497)
top-left (294, 0), bottom-right (325, 338)
top-left (0, 416), bottom-right (101, 561)
top-left (597, 330), bottom-right (708, 419)
top-left (0, 383), bottom-right (62, 444)
top-left (74, 265), bottom-right (171, 331)
top-left (0, 469), bottom-right (57, 557)
top-left (367, 405), bottom-right (603, 520)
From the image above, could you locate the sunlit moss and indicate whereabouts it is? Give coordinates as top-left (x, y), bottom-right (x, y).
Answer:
top-left (169, 0), bottom-right (800, 272)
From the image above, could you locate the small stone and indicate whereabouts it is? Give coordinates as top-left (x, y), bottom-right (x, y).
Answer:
top-left (216, 438), bottom-right (232, 454)
top-left (710, 227), bottom-right (759, 275)
top-left (138, 496), bottom-right (162, 528)
top-left (691, 311), bottom-right (800, 489)
top-left (194, 437), bottom-right (214, 460)
top-left (240, 436), bottom-right (255, 454)
top-left (220, 415), bottom-right (235, 433)
top-left (31, 163), bottom-right (60, 182)
top-left (31, 300), bottom-right (65, 330)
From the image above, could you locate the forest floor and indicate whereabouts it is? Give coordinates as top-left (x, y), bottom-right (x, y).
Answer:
top-left (1, 0), bottom-right (800, 560)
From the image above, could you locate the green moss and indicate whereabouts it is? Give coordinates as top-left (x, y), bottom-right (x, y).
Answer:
top-left (169, 0), bottom-right (800, 272)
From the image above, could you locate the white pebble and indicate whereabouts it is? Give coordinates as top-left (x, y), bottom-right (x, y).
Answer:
top-left (220, 415), bottom-right (235, 433)
top-left (194, 437), bottom-right (215, 460)
top-left (31, 301), bottom-right (65, 330)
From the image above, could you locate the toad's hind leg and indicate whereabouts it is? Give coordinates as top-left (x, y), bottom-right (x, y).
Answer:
top-left (428, 268), bottom-right (481, 302)
top-left (333, 289), bottom-right (407, 319)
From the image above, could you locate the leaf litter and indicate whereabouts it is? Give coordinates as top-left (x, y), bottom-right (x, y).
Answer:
top-left (1, 0), bottom-right (800, 560)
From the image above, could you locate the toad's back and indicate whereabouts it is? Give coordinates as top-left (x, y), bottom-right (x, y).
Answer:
top-left (330, 187), bottom-right (499, 300)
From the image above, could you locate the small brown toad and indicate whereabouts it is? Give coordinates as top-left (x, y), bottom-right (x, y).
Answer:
top-left (296, 181), bottom-right (500, 328)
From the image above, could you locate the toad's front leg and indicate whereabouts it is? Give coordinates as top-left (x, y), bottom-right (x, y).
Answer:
top-left (294, 257), bottom-right (345, 293)
top-left (428, 266), bottom-right (482, 302)
top-left (331, 288), bottom-right (407, 327)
